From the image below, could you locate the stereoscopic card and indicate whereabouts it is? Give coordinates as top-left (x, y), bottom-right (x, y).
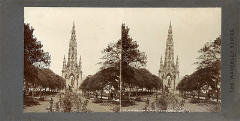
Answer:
top-left (0, 0), bottom-right (240, 121)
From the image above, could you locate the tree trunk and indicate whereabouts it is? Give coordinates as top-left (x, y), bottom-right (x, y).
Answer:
top-left (100, 90), bottom-right (103, 99)
top-left (129, 85), bottom-right (131, 99)
top-left (135, 88), bottom-right (138, 97)
top-left (45, 88), bottom-right (47, 96)
top-left (216, 80), bottom-right (219, 102)
top-left (198, 90), bottom-right (200, 100)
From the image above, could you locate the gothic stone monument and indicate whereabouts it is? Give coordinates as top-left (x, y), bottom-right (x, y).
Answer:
top-left (62, 23), bottom-right (82, 92)
top-left (159, 22), bottom-right (179, 92)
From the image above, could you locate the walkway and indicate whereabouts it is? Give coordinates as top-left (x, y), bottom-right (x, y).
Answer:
top-left (24, 95), bottom-right (59, 112)
top-left (24, 94), bottom-right (118, 112)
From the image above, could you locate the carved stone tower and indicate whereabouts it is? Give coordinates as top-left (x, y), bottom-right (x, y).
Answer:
top-left (62, 22), bottom-right (82, 92)
top-left (159, 22), bottom-right (179, 92)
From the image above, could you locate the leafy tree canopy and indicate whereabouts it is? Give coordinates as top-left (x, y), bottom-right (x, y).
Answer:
top-left (24, 23), bottom-right (51, 68)
top-left (24, 23), bottom-right (64, 90)
top-left (80, 67), bottom-right (119, 91)
top-left (99, 24), bottom-right (147, 69)
top-left (81, 65), bottom-right (162, 91)
top-left (177, 36), bottom-right (221, 92)
top-left (121, 24), bottom-right (147, 68)
top-left (87, 24), bottom-right (159, 93)
top-left (25, 64), bottom-right (65, 90)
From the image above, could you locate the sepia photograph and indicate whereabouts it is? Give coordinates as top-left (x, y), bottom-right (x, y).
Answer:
top-left (24, 7), bottom-right (221, 112)
top-left (119, 8), bottom-right (221, 112)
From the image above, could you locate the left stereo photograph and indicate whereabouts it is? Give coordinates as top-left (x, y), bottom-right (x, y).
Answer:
top-left (24, 7), bottom-right (121, 112)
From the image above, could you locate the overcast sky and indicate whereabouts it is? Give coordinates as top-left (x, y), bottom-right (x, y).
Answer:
top-left (24, 7), bottom-right (221, 82)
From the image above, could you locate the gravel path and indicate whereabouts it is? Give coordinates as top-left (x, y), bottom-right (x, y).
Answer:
top-left (122, 94), bottom-right (216, 112)
top-left (175, 95), bottom-right (215, 112)
top-left (183, 100), bottom-right (209, 112)
top-left (24, 94), bottom-right (118, 112)
top-left (24, 95), bottom-right (59, 112)
top-left (24, 93), bottom-right (217, 112)
top-left (87, 100), bottom-right (117, 112)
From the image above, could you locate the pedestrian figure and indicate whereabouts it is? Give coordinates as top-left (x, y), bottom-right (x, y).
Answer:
top-left (207, 93), bottom-right (211, 100)
top-left (151, 102), bottom-right (156, 111)
top-left (146, 98), bottom-right (149, 105)
top-left (76, 98), bottom-right (82, 112)
top-left (55, 102), bottom-right (60, 112)
top-left (82, 99), bottom-right (89, 112)
top-left (110, 92), bottom-right (113, 100)
top-left (180, 99), bottom-right (185, 107)
top-left (95, 92), bottom-right (98, 99)
top-left (144, 98), bottom-right (150, 111)
top-left (49, 97), bottom-right (54, 112)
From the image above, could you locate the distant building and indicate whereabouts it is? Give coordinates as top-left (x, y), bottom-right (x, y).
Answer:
top-left (62, 22), bottom-right (83, 91)
top-left (159, 22), bottom-right (179, 92)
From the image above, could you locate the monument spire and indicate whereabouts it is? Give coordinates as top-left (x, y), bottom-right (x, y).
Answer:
top-left (63, 55), bottom-right (66, 65)
top-left (62, 23), bottom-right (83, 92)
top-left (67, 22), bottom-right (78, 66)
top-left (62, 55), bottom-right (66, 77)
top-left (160, 55), bottom-right (163, 70)
top-left (176, 56), bottom-right (179, 70)
top-left (160, 56), bottom-right (163, 64)
top-left (164, 21), bottom-right (174, 69)
top-left (168, 21), bottom-right (172, 34)
top-left (79, 55), bottom-right (82, 69)
top-left (159, 21), bottom-right (179, 92)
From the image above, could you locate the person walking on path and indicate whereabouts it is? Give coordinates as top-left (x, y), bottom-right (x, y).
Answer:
top-left (49, 97), bottom-right (54, 112)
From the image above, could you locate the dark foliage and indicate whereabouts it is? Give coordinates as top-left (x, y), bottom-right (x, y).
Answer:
top-left (24, 23), bottom-right (50, 67)
top-left (24, 23), bottom-right (65, 91)
top-left (177, 36), bottom-right (221, 101)
top-left (80, 67), bottom-right (119, 91)
top-left (121, 24), bottom-right (147, 67)
top-left (122, 65), bottom-right (162, 90)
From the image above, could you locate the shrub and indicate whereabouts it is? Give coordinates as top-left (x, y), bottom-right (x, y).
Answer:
top-left (156, 95), bottom-right (168, 110)
top-left (62, 92), bottom-right (73, 112)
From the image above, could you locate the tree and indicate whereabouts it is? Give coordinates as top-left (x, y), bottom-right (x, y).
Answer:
top-left (196, 36), bottom-right (221, 101)
top-left (24, 23), bottom-right (51, 86)
top-left (80, 67), bottom-right (119, 99)
top-left (122, 66), bottom-right (162, 92)
top-left (24, 23), bottom-right (65, 97)
top-left (83, 24), bottom-right (157, 101)
top-left (40, 69), bottom-right (66, 91)
top-left (120, 24), bottom-right (156, 100)
top-left (121, 24), bottom-right (147, 68)
top-left (100, 24), bottom-right (161, 93)
top-left (99, 24), bottom-right (147, 69)
top-left (100, 42), bottom-right (121, 69)
top-left (177, 36), bottom-right (221, 101)
top-left (196, 36), bottom-right (221, 70)
top-left (24, 23), bottom-right (51, 67)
